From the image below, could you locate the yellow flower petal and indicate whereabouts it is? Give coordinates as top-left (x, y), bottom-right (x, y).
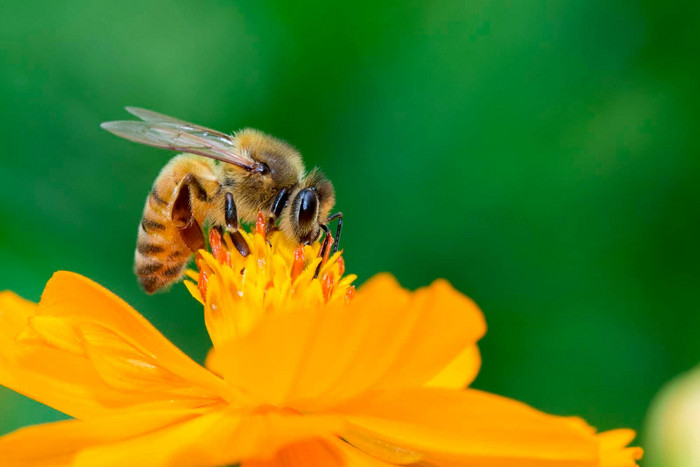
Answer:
top-left (204, 347), bottom-right (223, 377)
top-left (218, 276), bottom-right (485, 409)
top-left (0, 226), bottom-right (641, 466)
top-left (72, 411), bottom-right (228, 467)
top-left (425, 344), bottom-right (481, 389)
top-left (331, 387), bottom-right (640, 466)
top-left (0, 292), bottom-right (36, 339)
top-left (39, 272), bottom-right (225, 394)
top-left (203, 273), bottom-right (482, 394)
top-left (598, 429), bottom-right (643, 467)
top-left (73, 409), bottom-right (344, 467)
top-left (0, 272), bottom-right (227, 419)
top-left (241, 438), bottom-right (398, 467)
top-left (0, 291), bottom-right (126, 419)
top-left (241, 440), bottom-right (344, 467)
top-left (0, 408), bottom-right (207, 467)
top-left (328, 438), bottom-right (401, 467)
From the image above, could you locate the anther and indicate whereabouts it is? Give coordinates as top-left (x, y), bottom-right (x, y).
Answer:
top-left (209, 227), bottom-right (226, 264)
top-left (321, 271), bottom-right (335, 302)
top-left (198, 269), bottom-right (209, 302)
top-left (291, 244), bottom-right (305, 283)
top-left (337, 256), bottom-right (345, 277)
top-left (345, 285), bottom-right (355, 304)
top-left (256, 212), bottom-right (266, 238)
top-left (196, 253), bottom-right (209, 301)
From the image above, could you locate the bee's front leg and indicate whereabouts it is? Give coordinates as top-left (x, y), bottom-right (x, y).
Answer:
top-left (266, 187), bottom-right (291, 235)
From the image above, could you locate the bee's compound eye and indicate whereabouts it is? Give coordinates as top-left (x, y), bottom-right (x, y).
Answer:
top-left (297, 188), bottom-right (319, 227)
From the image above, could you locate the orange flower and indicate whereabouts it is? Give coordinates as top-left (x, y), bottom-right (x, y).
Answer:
top-left (0, 225), bottom-right (642, 466)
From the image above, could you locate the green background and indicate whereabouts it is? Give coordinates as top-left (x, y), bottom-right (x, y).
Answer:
top-left (1, 0), bottom-right (698, 458)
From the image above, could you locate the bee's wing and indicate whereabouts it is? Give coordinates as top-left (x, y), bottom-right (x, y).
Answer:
top-left (123, 107), bottom-right (246, 151)
top-left (124, 107), bottom-right (226, 133)
top-left (101, 108), bottom-right (256, 171)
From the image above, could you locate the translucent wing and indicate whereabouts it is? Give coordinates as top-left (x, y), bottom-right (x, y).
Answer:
top-left (101, 107), bottom-right (257, 170)
top-left (124, 107), bottom-right (227, 135)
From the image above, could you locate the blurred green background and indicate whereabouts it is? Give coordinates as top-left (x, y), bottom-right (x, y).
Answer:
top-left (1, 0), bottom-right (698, 454)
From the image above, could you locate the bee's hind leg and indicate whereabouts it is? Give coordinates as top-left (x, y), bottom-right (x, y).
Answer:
top-left (224, 192), bottom-right (250, 257)
top-left (172, 177), bottom-right (206, 252)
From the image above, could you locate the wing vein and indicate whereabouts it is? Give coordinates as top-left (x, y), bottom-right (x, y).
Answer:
top-left (101, 108), bottom-right (256, 171)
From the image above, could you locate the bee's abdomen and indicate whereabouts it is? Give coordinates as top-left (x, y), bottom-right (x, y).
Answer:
top-left (133, 154), bottom-right (220, 293)
top-left (135, 203), bottom-right (192, 293)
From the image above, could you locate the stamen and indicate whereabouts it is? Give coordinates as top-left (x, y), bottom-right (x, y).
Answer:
top-left (322, 235), bottom-right (334, 265)
top-left (291, 244), bottom-right (305, 282)
top-left (218, 233), bottom-right (232, 267)
top-left (198, 269), bottom-right (208, 302)
top-left (209, 227), bottom-right (225, 264)
top-left (196, 253), bottom-right (209, 301)
top-left (256, 212), bottom-right (266, 238)
top-left (337, 255), bottom-right (345, 277)
top-left (345, 285), bottom-right (355, 304)
top-left (321, 271), bottom-right (335, 302)
top-left (185, 211), bottom-right (355, 315)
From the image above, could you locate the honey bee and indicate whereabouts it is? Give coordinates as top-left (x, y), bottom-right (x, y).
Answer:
top-left (101, 107), bottom-right (341, 293)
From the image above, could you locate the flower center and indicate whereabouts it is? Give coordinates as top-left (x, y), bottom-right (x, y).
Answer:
top-left (184, 213), bottom-right (356, 346)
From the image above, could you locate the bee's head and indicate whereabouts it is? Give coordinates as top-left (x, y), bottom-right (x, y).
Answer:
top-left (235, 128), bottom-right (305, 188)
top-left (288, 169), bottom-right (335, 244)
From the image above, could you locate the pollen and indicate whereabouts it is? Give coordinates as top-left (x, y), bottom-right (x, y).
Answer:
top-left (184, 215), bottom-right (356, 346)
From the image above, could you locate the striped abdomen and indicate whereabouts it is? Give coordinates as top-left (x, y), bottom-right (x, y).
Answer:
top-left (135, 154), bottom-right (222, 293)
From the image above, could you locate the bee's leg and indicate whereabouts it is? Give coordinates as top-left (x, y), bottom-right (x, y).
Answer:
top-left (326, 212), bottom-right (343, 254)
top-left (267, 187), bottom-right (291, 235)
top-left (172, 176), bottom-right (206, 252)
top-left (314, 223), bottom-right (332, 279)
top-left (224, 192), bottom-right (238, 230)
top-left (224, 192), bottom-right (250, 257)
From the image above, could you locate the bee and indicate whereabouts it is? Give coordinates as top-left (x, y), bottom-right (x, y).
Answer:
top-left (101, 107), bottom-right (342, 293)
